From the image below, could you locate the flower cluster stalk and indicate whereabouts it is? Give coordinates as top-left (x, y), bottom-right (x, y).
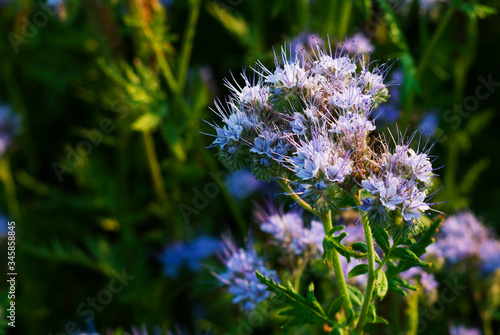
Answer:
top-left (355, 214), bottom-right (376, 333)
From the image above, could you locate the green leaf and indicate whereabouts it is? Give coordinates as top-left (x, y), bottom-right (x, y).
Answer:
top-left (390, 247), bottom-right (430, 267)
top-left (410, 216), bottom-right (443, 257)
top-left (372, 226), bottom-right (390, 254)
top-left (374, 316), bottom-right (389, 324)
top-left (351, 242), bottom-right (368, 253)
top-left (374, 270), bottom-right (388, 299)
top-left (323, 227), bottom-right (367, 266)
top-left (366, 304), bottom-right (377, 323)
top-left (256, 271), bottom-right (333, 328)
top-left (329, 324), bottom-right (342, 335)
top-left (347, 285), bottom-right (363, 307)
top-left (348, 264), bottom-right (369, 279)
top-left (327, 296), bottom-right (344, 320)
top-left (460, 3), bottom-right (497, 20)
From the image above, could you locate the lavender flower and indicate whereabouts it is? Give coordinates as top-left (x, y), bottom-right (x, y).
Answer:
top-left (206, 37), bottom-right (436, 237)
top-left (360, 133), bottom-right (436, 236)
top-left (449, 325), bottom-right (482, 335)
top-left (225, 169), bottom-right (263, 200)
top-left (427, 212), bottom-right (490, 265)
top-left (160, 236), bottom-right (220, 278)
top-left (419, 111), bottom-right (439, 135)
top-left (478, 239), bottom-right (500, 275)
top-left (256, 204), bottom-right (328, 255)
top-left (344, 33), bottom-right (375, 54)
top-left (0, 105), bottom-right (21, 156)
top-left (400, 266), bottom-right (438, 297)
top-left (214, 235), bottom-right (278, 311)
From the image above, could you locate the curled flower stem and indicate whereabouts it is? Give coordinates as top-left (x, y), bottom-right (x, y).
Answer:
top-left (321, 210), bottom-right (354, 325)
top-left (355, 214), bottom-right (376, 334)
top-left (276, 178), bottom-right (320, 217)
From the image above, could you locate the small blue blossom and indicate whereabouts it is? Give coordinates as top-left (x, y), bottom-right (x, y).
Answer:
top-left (427, 212), bottom-right (490, 265)
top-left (419, 111), bottom-right (439, 135)
top-left (344, 33), bottom-right (375, 54)
top-left (214, 235), bottom-right (278, 311)
top-left (0, 105), bottom-right (21, 156)
top-left (0, 215), bottom-right (8, 238)
top-left (449, 325), bottom-right (482, 335)
top-left (160, 236), bottom-right (220, 278)
top-left (256, 204), bottom-right (323, 255)
top-left (400, 266), bottom-right (438, 297)
top-left (225, 169), bottom-right (263, 200)
top-left (478, 239), bottom-right (500, 275)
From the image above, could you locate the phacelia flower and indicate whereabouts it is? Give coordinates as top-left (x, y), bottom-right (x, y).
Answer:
top-left (400, 266), bottom-right (438, 298)
top-left (427, 212), bottom-right (490, 265)
top-left (225, 169), bottom-right (263, 200)
top-left (206, 37), bottom-right (437, 236)
top-left (160, 236), bottom-right (220, 278)
top-left (256, 204), bottom-right (325, 255)
top-left (478, 239), bottom-right (500, 275)
top-left (344, 33), bottom-right (375, 54)
top-left (214, 235), bottom-right (278, 311)
top-left (449, 325), bottom-right (482, 335)
top-left (0, 105), bottom-right (21, 156)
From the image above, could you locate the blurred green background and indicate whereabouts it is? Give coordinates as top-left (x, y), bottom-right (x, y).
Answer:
top-left (0, 0), bottom-right (499, 334)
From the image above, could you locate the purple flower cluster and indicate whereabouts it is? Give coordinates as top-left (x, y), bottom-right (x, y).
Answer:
top-left (428, 212), bottom-right (500, 275)
top-left (255, 204), bottom-right (324, 255)
top-left (214, 235), bottom-right (278, 311)
top-left (0, 105), bottom-right (21, 156)
top-left (160, 236), bottom-right (220, 278)
top-left (207, 36), bottom-right (437, 238)
top-left (225, 169), bottom-right (263, 200)
top-left (400, 266), bottom-right (439, 297)
top-left (449, 324), bottom-right (482, 335)
top-left (360, 134), bottom-right (436, 235)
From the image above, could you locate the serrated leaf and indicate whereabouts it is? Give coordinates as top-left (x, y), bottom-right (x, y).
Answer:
top-left (351, 242), bottom-right (368, 253)
top-left (372, 226), bottom-right (390, 254)
top-left (323, 228), bottom-right (367, 266)
top-left (347, 285), bottom-right (363, 307)
top-left (348, 264), bottom-right (369, 279)
top-left (256, 271), bottom-right (333, 328)
top-left (374, 270), bottom-right (388, 299)
top-left (374, 316), bottom-right (389, 324)
top-left (410, 215), bottom-right (443, 257)
top-left (390, 247), bottom-right (430, 267)
top-left (460, 3), bottom-right (497, 19)
top-left (327, 296), bottom-right (344, 320)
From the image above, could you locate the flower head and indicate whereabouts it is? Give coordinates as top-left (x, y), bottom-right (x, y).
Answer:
top-left (214, 235), bottom-right (278, 311)
top-left (160, 236), bottom-right (220, 278)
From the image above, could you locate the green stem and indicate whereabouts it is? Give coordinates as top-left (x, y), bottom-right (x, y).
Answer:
top-left (0, 157), bottom-right (20, 220)
top-left (355, 214), bottom-right (376, 334)
top-left (321, 210), bottom-right (354, 324)
top-left (325, 0), bottom-right (339, 36)
top-left (177, 0), bottom-right (201, 93)
top-left (416, 5), bottom-right (455, 78)
top-left (338, 0), bottom-right (352, 39)
top-left (142, 131), bottom-right (170, 218)
top-left (276, 178), bottom-right (320, 217)
top-left (407, 291), bottom-right (419, 335)
top-left (297, 0), bottom-right (309, 32)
